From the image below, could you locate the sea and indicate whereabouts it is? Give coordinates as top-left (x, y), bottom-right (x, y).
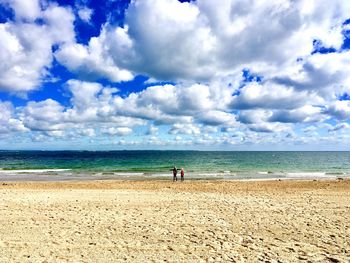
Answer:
top-left (0, 150), bottom-right (350, 181)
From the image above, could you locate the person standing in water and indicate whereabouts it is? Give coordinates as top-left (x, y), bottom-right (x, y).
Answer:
top-left (172, 166), bottom-right (178, 182)
top-left (180, 168), bottom-right (184, 182)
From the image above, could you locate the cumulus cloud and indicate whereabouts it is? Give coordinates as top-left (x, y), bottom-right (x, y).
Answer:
top-left (198, 110), bottom-right (237, 126)
top-left (125, 0), bottom-right (350, 80)
top-left (2, 0), bottom-right (350, 148)
top-left (0, 1), bottom-right (75, 92)
top-left (2, 78), bottom-right (236, 138)
top-left (102, 127), bottom-right (133, 136)
top-left (325, 101), bottom-right (350, 120)
top-left (0, 73), bottom-right (344, 148)
top-left (270, 51), bottom-right (350, 99)
top-left (237, 105), bottom-right (325, 131)
top-left (145, 125), bottom-right (158, 135)
top-left (248, 122), bottom-right (291, 133)
top-left (1, 0), bottom-right (41, 21)
top-left (45, 130), bottom-right (65, 138)
top-left (0, 100), bottom-right (27, 133)
top-left (55, 26), bottom-right (134, 82)
top-left (3, 0), bottom-right (350, 94)
top-left (16, 80), bottom-right (148, 134)
top-left (52, 0), bottom-right (350, 83)
top-left (328, 122), bottom-right (350, 132)
top-left (168, 123), bottom-right (201, 135)
top-left (110, 81), bottom-right (237, 126)
top-left (77, 6), bottom-right (93, 22)
top-left (20, 99), bottom-right (68, 131)
top-left (76, 128), bottom-right (96, 137)
top-left (230, 81), bottom-right (323, 110)
top-left (268, 106), bottom-right (325, 123)
top-left (238, 110), bottom-right (272, 124)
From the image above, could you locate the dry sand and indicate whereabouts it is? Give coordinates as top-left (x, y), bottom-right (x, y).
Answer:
top-left (0, 179), bottom-right (349, 262)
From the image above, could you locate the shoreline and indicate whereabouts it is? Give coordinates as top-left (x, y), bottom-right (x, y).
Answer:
top-left (0, 171), bottom-right (348, 183)
top-left (1, 177), bottom-right (349, 190)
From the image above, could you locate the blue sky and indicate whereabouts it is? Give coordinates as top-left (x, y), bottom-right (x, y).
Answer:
top-left (1, 0), bottom-right (350, 150)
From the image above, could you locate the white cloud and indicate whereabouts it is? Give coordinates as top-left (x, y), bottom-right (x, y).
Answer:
top-left (198, 110), bottom-right (237, 126)
top-left (169, 123), bottom-right (201, 135)
top-left (145, 125), bottom-right (158, 135)
top-left (77, 6), bottom-right (93, 22)
top-left (67, 79), bottom-right (103, 111)
top-left (9, 74), bottom-right (349, 147)
top-left (325, 101), bottom-right (350, 120)
top-left (123, 0), bottom-right (218, 80)
top-left (230, 82), bottom-right (323, 110)
top-left (302, 125), bottom-right (318, 133)
top-left (20, 99), bottom-right (67, 131)
top-left (102, 127), bottom-right (133, 136)
top-left (55, 0), bottom-right (350, 83)
top-left (238, 105), bottom-right (325, 131)
top-left (0, 22), bottom-right (52, 92)
top-left (328, 122), bottom-right (350, 132)
top-left (111, 82), bottom-right (235, 126)
top-left (55, 26), bottom-right (134, 82)
top-left (177, 84), bottom-right (213, 111)
top-left (1, 0), bottom-right (41, 21)
top-left (2, 0), bottom-right (350, 148)
top-left (270, 51), bottom-right (350, 99)
top-left (2, 0), bottom-right (350, 96)
top-left (238, 109), bottom-right (272, 124)
top-left (45, 130), bottom-right (65, 138)
top-left (248, 122), bottom-right (291, 133)
top-left (0, 2), bottom-right (75, 92)
top-left (77, 128), bottom-right (96, 137)
top-left (268, 105), bottom-right (325, 123)
top-left (31, 133), bottom-right (46, 142)
top-left (175, 135), bottom-right (182, 141)
top-left (201, 125), bottom-right (218, 134)
top-left (0, 100), bottom-right (27, 133)
top-left (42, 4), bottom-right (75, 44)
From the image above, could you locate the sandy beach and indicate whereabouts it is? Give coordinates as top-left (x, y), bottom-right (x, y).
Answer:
top-left (0, 179), bottom-right (349, 262)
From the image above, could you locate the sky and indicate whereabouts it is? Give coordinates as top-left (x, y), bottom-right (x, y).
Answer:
top-left (1, 0), bottom-right (350, 150)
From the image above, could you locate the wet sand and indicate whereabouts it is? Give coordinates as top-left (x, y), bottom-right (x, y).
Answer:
top-left (0, 179), bottom-right (349, 262)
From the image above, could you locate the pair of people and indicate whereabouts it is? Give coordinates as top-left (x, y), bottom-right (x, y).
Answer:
top-left (172, 166), bottom-right (184, 182)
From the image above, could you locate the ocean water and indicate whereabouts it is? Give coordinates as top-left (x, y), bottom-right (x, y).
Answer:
top-left (0, 151), bottom-right (350, 181)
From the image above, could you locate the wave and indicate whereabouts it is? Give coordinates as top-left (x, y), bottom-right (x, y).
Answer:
top-left (110, 172), bottom-right (144, 177)
top-left (325, 172), bottom-right (347, 175)
top-left (0, 169), bottom-right (71, 174)
top-left (0, 168), bottom-right (348, 181)
top-left (285, 172), bottom-right (336, 178)
top-left (219, 170), bottom-right (232, 174)
top-left (257, 171), bottom-right (274, 175)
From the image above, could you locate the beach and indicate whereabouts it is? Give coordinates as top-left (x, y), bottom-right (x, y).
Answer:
top-left (0, 179), bottom-right (349, 262)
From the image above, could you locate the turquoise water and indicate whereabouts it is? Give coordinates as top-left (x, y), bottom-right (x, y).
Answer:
top-left (0, 151), bottom-right (350, 181)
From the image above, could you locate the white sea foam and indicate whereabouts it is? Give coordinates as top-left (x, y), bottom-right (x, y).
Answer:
top-left (258, 171), bottom-right (269, 175)
top-left (0, 169), bottom-right (71, 174)
top-left (285, 172), bottom-right (335, 178)
top-left (188, 173), bottom-right (224, 177)
top-left (146, 172), bottom-right (224, 178)
top-left (113, 172), bottom-right (145, 176)
top-left (238, 178), bottom-right (285, 182)
top-left (147, 173), bottom-right (172, 177)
